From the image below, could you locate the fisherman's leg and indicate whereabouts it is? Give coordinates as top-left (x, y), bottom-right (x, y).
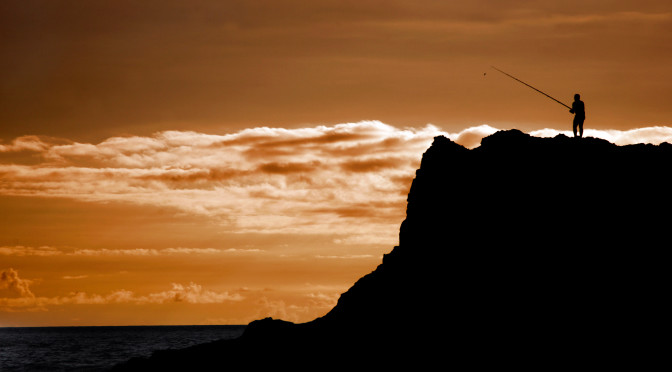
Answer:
top-left (573, 121), bottom-right (578, 138)
top-left (579, 121), bottom-right (584, 138)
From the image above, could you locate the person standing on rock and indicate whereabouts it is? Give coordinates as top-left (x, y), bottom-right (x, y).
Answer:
top-left (570, 94), bottom-right (585, 138)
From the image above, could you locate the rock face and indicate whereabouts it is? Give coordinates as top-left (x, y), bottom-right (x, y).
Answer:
top-left (114, 130), bottom-right (671, 370)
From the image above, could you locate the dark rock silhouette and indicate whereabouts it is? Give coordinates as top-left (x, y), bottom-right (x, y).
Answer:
top-left (113, 130), bottom-right (671, 370)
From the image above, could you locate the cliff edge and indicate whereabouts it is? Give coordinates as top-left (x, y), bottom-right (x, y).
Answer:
top-left (114, 130), bottom-right (671, 370)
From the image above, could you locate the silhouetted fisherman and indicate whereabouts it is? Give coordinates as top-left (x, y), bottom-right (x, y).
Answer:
top-left (569, 94), bottom-right (585, 138)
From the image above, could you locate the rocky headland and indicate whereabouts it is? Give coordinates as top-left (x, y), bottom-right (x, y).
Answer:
top-left (113, 130), bottom-right (671, 370)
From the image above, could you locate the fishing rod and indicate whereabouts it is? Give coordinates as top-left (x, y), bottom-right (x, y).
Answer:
top-left (490, 66), bottom-right (571, 110)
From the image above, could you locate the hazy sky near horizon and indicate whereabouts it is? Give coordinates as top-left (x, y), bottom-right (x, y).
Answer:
top-left (2, 1), bottom-right (671, 326)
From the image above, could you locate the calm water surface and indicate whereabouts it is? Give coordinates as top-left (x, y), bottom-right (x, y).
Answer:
top-left (0, 325), bottom-right (246, 371)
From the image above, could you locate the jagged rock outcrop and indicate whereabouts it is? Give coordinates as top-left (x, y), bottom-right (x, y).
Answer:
top-left (114, 130), bottom-right (671, 370)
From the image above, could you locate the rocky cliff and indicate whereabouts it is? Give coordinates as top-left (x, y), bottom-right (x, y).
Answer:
top-left (114, 130), bottom-right (671, 370)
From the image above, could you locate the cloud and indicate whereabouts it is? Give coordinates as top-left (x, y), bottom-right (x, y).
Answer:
top-left (315, 254), bottom-right (375, 259)
top-left (0, 278), bottom-right (243, 311)
top-left (340, 157), bottom-right (406, 173)
top-left (140, 283), bottom-right (243, 304)
top-left (162, 247), bottom-right (263, 255)
top-left (0, 136), bottom-right (50, 153)
top-left (530, 126), bottom-right (672, 146)
top-left (0, 246), bottom-right (263, 257)
top-left (252, 286), bottom-right (343, 323)
top-left (0, 268), bottom-right (35, 299)
top-left (1, 268), bottom-right (243, 311)
top-left (0, 246), bottom-right (62, 257)
top-left (254, 296), bottom-right (291, 321)
top-left (1, 122), bottom-right (670, 246)
top-left (62, 275), bottom-right (88, 280)
top-left (47, 284), bottom-right (243, 306)
top-left (0, 121), bottom-right (443, 245)
top-left (258, 161), bottom-right (322, 174)
top-left (446, 124), bottom-right (500, 149)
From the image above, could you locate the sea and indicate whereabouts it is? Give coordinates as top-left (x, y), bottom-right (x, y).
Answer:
top-left (0, 325), bottom-right (246, 371)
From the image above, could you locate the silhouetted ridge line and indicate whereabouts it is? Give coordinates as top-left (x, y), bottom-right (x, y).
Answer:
top-left (113, 129), bottom-right (671, 370)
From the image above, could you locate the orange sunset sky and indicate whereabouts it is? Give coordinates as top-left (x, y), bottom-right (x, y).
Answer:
top-left (2, 1), bottom-right (671, 326)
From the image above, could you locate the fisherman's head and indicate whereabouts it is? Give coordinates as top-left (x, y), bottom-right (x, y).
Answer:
top-left (574, 93), bottom-right (581, 101)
